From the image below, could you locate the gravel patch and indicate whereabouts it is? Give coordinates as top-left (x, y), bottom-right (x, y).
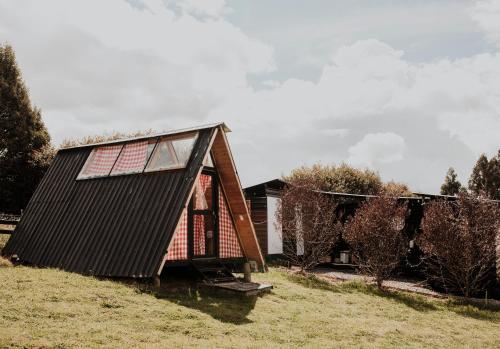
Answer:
top-left (314, 267), bottom-right (443, 298)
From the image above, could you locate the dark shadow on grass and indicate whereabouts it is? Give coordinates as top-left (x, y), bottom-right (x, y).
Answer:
top-left (445, 299), bottom-right (500, 322)
top-left (284, 271), bottom-right (438, 312)
top-left (136, 282), bottom-right (258, 324)
top-left (284, 272), bottom-right (341, 292)
top-left (362, 285), bottom-right (438, 312)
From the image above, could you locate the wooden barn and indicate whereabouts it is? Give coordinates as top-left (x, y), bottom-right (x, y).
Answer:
top-left (3, 123), bottom-right (265, 281)
top-left (244, 179), bottom-right (286, 259)
top-left (245, 179), bottom-right (430, 265)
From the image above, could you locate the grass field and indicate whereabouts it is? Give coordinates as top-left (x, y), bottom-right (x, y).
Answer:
top-left (0, 234), bottom-right (10, 250)
top-left (0, 266), bottom-right (499, 349)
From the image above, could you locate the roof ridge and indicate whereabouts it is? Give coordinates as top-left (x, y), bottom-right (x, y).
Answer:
top-left (59, 122), bottom-right (229, 151)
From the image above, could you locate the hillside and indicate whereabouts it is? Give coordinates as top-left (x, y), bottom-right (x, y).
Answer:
top-left (0, 266), bottom-right (499, 348)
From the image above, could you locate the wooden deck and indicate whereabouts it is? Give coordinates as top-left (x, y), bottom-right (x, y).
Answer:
top-left (202, 281), bottom-right (273, 296)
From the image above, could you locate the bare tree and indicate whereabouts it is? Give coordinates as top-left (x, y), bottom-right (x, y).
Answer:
top-left (419, 194), bottom-right (499, 297)
top-left (344, 197), bottom-right (408, 290)
top-left (277, 180), bottom-right (341, 272)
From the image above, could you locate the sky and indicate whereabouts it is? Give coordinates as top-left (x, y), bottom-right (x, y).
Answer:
top-left (1, 0), bottom-right (499, 192)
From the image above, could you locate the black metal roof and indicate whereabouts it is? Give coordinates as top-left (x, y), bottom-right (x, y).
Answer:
top-left (3, 126), bottom-right (217, 278)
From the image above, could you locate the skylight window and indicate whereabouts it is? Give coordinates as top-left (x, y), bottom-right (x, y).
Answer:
top-left (77, 132), bottom-right (198, 180)
top-left (145, 133), bottom-right (198, 172)
top-left (110, 140), bottom-right (155, 176)
top-left (77, 144), bottom-right (123, 179)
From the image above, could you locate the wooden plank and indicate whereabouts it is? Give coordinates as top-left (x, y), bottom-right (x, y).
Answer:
top-left (201, 281), bottom-right (273, 296)
top-left (0, 219), bottom-right (19, 225)
top-left (211, 129), bottom-right (266, 270)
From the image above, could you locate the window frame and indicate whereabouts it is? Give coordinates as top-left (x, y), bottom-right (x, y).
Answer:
top-left (76, 131), bottom-right (199, 181)
top-left (76, 144), bottom-right (124, 180)
top-left (109, 139), bottom-right (156, 177)
top-left (144, 132), bottom-right (198, 173)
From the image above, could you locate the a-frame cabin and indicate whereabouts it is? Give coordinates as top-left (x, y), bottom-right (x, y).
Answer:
top-left (3, 123), bottom-right (265, 280)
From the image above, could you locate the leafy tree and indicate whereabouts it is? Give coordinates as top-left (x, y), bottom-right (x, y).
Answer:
top-left (419, 194), bottom-right (499, 297)
top-left (0, 44), bottom-right (54, 213)
top-left (381, 180), bottom-right (413, 197)
top-left (284, 163), bottom-right (383, 195)
top-left (344, 197), bottom-right (408, 290)
top-left (468, 151), bottom-right (500, 200)
top-left (285, 163), bottom-right (413, 196)
top-left (440, 167), bottom-right (463, 196)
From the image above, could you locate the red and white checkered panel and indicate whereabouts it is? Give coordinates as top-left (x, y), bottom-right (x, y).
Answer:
top-left (193, 215), bottom-right (205, 255)
top-left (193, 174), bottom-right (212, 255)
top-left (194, 174), bottom-right (212, 209)
top-left (78, 144), bottom-right (123, 179)
top-left (219, 186), bottom-right (243, 258)
top-left (111, 140), bottom-right (148, 175)
top-left (165, 209), bottom-right (188, 260)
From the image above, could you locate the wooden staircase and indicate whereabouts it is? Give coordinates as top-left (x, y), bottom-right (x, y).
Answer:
top-left (191, 260), bottom-right (273, 296)
top-left (191, 260), bottom-right (237, 284)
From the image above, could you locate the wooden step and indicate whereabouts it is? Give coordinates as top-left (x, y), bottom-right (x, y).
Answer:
top-left (191, 260), bottom-right (237, 284)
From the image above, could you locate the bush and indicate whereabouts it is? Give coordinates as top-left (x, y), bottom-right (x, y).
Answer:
top-left (344, 197), bottom-right (408, 289)
top-left (277, 180), bottom-right (342, 271)
top-left (419, 193), bottom-right (499, 298)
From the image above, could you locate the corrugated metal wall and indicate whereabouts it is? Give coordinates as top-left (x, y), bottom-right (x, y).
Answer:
top-left (3, 128), bottom-right (215, 278)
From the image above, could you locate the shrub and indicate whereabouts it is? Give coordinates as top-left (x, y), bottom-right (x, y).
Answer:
top-left (419, 193), bottom-right (499, 298)
top-left (344, 197), bottom-right (408, 290)
top-left (277, 180), bottom-right (342, 272)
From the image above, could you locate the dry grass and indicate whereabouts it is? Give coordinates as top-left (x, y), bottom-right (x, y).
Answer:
top-left (0, 256), bottom-right (12, 268)
top-left (0, 267), bottom-right (499, 348)
top-left (0, 234), bottom-right (10, 251)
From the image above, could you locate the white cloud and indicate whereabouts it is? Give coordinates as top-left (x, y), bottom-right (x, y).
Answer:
top-left (209, 39), bottom-right (499, 190)
top-left (470, 0), bottom-right (500, 47)
top-left (0, 0), bottom-right (274, 139)
top-left (347, 133), bottom-right (406, 167)
top-left (167, 0), bottom-right (230, 18)
top-left (1, 1), bottom-right (499, 193)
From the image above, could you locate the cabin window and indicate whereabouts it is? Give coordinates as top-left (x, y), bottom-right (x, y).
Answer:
top-left (77, 144), bottom-right (123, 179)
top-left (193, 174), bottom-right (213, 210)
top-left (145, 133), bottom-right (198, 172)
top-left (110, 140), bottom-right (155, 176)
top-left (77, 132), bottom-right (198, 180)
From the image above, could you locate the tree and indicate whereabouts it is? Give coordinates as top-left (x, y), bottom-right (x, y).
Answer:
top-left (60, 129), bottom-right (155, 149)
top-left (277, 179), bottom-right (342, 272)
top-left (344, 197), bottom-right (408, 290)
top-left (0, 44), bottom-right (54, 213)
top-left (381, 180), bottom-right (413, 197)
top-left (419, 194), bottom-right (499, 297)
top-left (468, 151), bottom-right (500, 200)
top-left (440, 167), bottom-right (463, 196)
top-left (284, 163), bottom-right (383, 195)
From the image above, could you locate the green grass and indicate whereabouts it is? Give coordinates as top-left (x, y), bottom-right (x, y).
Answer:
top-left (0, 267), bottom-right (499, 348)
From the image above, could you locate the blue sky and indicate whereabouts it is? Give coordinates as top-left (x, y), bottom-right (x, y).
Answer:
top-left (1, 0), bottom-right (499, 192)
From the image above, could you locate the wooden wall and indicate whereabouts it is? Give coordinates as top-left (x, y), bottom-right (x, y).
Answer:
top-left (249, 197), bottom-right (267, 256)
top-left (211, 128), bottom-right (266, 270)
